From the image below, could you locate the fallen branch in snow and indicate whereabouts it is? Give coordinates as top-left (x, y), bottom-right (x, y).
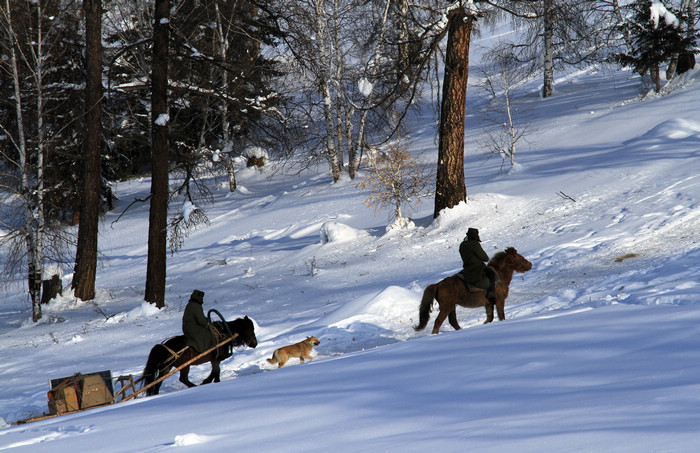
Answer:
top-left (556, 191), bottom-right (576, 202)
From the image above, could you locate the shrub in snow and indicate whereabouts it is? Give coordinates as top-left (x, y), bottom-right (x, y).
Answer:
top-left (356, 141), bottom-right (428, 229)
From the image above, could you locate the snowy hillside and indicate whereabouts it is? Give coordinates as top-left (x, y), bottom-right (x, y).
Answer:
top-left (1, 36), bottom-right (700, 452)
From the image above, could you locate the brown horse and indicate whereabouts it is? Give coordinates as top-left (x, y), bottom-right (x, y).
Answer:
top-left (142, 316), bottom-right (258, 395)
top-left (415, 247), bottom-right (532, 334)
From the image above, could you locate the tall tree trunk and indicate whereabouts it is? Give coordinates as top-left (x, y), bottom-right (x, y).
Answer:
top-left (28, 1), bottom-right (46, 320)
top-left (145, 0), bottom-right (170, 308)
top-left (313, 0), bottom-right (340, 181)
top-left (214, 1), bottom-right (237, 192)
top-left (353, 0), bottom-right (392, 179)
top-left (396, 0), bottom-right (410, 83)
top-left (652, 63), bottom-right (661, 92)
top-left (542, 0), bottom-right (555, 98)
top-left (434, 6), bottom-right (473, 218)
top-left (73, 0), bottom-right (103, 301)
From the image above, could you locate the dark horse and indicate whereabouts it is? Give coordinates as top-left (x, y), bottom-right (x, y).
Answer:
top-left (415, 247), bottom-right (532, 334)
top-left (142, 316), bottom-right (258, 396)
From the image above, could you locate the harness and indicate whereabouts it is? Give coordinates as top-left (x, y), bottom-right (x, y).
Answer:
top-left (208, 309), bottom-right (237, 358)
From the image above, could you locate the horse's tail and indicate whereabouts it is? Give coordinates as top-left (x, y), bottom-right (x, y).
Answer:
top-left (414, 284), bottom-right (437, 331)
top-left (142, 343), bottom-right (170, 396)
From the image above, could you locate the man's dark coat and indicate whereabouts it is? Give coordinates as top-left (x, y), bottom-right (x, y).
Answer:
top-left (182, 292), bottom-right (216, 353)
top-left (459, 239), bottom-right (491, 289)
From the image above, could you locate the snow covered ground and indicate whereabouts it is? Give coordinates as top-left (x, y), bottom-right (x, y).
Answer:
top-left (1, 33), bottom-right (700, 452)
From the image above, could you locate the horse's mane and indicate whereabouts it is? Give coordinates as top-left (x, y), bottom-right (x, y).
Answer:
top-left (489, 247), bottom-right (516, 270)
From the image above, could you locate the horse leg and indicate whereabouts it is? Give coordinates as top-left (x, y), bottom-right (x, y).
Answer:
top-left (202, 360), bottom-right (221, 385)
top-left (448, 309), bottom-right (461, 330)
top-left (153, 365), bottom-right (172, 395)
top-left (179, 365), bottom-right (197, 388)
top-left (496, 298), bottom-right (506, 321)
top-left (484, 300), bottom-right (495, 324)
top-left (431, 307), bottom-right (450, 334)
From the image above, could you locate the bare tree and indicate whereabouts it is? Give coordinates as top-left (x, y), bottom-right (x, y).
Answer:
top-left (478, 48), bottom-right (534, 169)
top-left (0, 0), bottom-right (41, 320)
top-left (492, 0), bottom-right (602, 98)
top-left (276, 0), bottom-right (438, 182)
top-left (0, 0), bottom-right (77, 320)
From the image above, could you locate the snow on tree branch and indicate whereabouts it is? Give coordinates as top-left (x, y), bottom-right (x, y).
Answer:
top-left (650, 1), bottom-right (679, 29)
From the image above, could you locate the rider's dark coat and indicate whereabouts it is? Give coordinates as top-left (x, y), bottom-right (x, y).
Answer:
top-left (459, 239), bottom-right (491, 289)
top-left (182, 291), bottom-right (216, 353)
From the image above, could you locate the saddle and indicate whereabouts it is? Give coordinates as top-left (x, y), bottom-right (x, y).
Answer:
top-left (455, 267), bottom-right (500, 293)
top-left (455, 273), bottom-right (486, 293)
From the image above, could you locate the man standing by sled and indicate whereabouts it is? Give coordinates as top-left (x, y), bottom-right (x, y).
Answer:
top-left (459, 228), bottom-right (497, 303)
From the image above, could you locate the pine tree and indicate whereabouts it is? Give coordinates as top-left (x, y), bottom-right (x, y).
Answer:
top-left (434, 5), bottom-right (476, 218)
top-left (72, 0), bottom-right (104, 302)
top-left (614, 0), bottom-right (696, 92)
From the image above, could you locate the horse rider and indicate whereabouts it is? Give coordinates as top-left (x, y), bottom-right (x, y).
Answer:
top-left (182, 289), bottom-right (218, 355)
top-left (459, 228), bottom-right (497, 303)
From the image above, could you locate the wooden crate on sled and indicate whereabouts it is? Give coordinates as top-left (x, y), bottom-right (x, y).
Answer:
top-left (48, 370), bottom-right (114, 415)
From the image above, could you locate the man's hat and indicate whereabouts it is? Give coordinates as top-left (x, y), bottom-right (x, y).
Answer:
top-left (189, 289), bottom-right (205, 304)
top-left (467, 228), bottom-right (481, 242)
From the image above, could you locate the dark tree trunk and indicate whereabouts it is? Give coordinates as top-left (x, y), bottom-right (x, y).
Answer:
top-left (434, 7), bottom-right (473, 218)
top-left (72, 0), bottom-right (102, 301)
top-left (145, 0), bottom-right (170, 308)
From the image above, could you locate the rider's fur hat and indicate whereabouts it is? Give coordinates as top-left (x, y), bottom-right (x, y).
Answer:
top-left (189, 289), bottom-right (205, 304)
top-left (467, 228), bottom-right (481, 242)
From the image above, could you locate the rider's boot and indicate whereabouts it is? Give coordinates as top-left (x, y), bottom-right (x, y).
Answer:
top-left (485, 268), bottom-right (497, 301)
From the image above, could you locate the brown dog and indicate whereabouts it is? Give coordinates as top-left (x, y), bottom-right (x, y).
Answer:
top-left (267, 336), bottom-right (320, 368)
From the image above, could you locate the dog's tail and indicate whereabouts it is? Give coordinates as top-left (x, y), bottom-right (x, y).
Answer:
top-left (267, 351), bottom-right (278, 365)
top-left (414, 284), bottom-right (437, 331)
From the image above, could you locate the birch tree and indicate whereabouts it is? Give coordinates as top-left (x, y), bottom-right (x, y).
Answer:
top-left (0, 0), bottom-right (78, 320)
top-left (0, 0), bottom-right (43, 320)
top-left (478, 49), bottom-right (533, 169)
top-left (276, 0), bottom-right (438, 182)
top-left (494, 0), bottom-right (600, 98)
